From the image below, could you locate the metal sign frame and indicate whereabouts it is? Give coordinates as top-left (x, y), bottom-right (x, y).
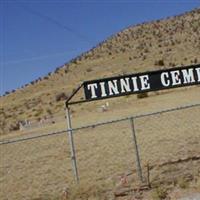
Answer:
top-left (65, 64), bottom-right (200, 183)
top-left (66, 64), bottom-right (200, 105)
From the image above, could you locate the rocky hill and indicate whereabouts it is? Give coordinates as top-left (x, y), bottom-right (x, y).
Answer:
top-left (0, 8), bottom-right (200, 135)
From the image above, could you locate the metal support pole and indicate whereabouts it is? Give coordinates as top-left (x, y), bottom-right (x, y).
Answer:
top-left (130, 117), bottom-right (143, 182)
top-left (66, 105), bottom-right (79, 183)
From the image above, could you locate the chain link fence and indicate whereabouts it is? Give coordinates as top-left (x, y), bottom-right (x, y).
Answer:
top-left (0, 131), bottom-right (74, 200)
top-left (0, 103), bottom-right (200, 200)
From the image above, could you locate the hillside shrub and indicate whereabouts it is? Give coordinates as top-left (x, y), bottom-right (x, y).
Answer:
top-left (86, 68), bottom-right (93, 72)
top-left (46, 109), bottom-right (53, 116)
top-left (55, 92), bottom-right (68, 102)
top-left (54, 67), bottom-right (61, 73)
top-left (137, 92), bottom-right (148, 99)
top-left (194, 58), bottom-right (198, 63)
top-left (34, 109), bottom-right (43, 117)
top-left (9, 122), bottom-right (20, 132)
top-left (178, 178), bottom-right (189, 189)
top-left (155, 59), bottom-right (165, 66)
top-left (152, 186), bottom-right (167, 200)
top-left (5, 91), bottom-right (10, 95)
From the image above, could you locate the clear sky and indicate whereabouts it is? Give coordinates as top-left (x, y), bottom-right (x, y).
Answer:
top-left (1, 0), bottom-right (199, 95)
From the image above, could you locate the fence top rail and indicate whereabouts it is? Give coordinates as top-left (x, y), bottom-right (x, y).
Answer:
top-left (0, 130), bottom-right (67, 145)
top-left (70, 103), bottom-right (200, 132)
top-left (0, 102), bottom-right (199, 145)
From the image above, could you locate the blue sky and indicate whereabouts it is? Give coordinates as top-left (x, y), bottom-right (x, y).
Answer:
top-left (1, 0), bottom-right (199, 95)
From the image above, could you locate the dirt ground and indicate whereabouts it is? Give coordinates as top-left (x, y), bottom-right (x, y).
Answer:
top-left (0, 86), bottom-right (200, 200)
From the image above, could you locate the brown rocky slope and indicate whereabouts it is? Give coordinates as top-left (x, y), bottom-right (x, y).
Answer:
top-left (0, 8), bottom-right (200, 135)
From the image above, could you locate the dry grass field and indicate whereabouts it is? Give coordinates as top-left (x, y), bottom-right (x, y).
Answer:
top-left (0, 86), bottom-right (200, 200)
top-left (1, 8), bottom-right (200, 200)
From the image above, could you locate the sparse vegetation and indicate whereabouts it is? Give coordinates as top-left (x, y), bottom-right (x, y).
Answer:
top-left (55, 92), bottom-right (68, 102)
top-left (152, 186), bottom-right (168, 200)
top-left (34, 108), bottom-right (43, 117)
top-left (46, 108), bottom-right (53, 116)
top-left (178, 177), bottom-right (189, 189)
top-left (86, 68), bottom-right (93, 72)
top-left (155, 59), bottom-right (165, 66)
top-left (69, 182), bottom-right (107, 200)
top-left (137, 92), bottom-right (148, 99)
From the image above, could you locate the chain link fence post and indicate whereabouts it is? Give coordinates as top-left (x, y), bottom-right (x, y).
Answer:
top-left (130, 117), bottom-right (143, 183)
top-left (66, 105), bottom-right (79, 183)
